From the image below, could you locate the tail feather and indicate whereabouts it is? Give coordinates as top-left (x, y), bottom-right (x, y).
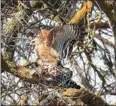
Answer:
top-left (53, 70), bottom-right (81, 89)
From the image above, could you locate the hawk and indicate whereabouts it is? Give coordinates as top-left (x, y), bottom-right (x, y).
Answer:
top-left (31, 24), bottom-right (86, 89)
top-left (31, 24), bottom-right (86, 66)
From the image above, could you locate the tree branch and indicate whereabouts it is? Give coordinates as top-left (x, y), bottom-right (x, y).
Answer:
top-left (63, 88), bottom-right (109, 106)
top-left (95, 34), bottom-right (115, 48)
top-left (94, 0), bottom-right (115, 24)
top-left (1, 58), bottom-right (41, 84)
top-left (69, 0), bottom-right (93, 24)
top-left (90, 22), bottom-right (110, 29)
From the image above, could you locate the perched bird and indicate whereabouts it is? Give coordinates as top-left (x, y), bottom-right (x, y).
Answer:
top-left (31, 24), bottom-right (86, 89)
top-left (31, 23), bottom-right (86, 66)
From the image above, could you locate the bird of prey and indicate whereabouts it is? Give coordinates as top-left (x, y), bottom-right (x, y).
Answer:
top-left (31, 24), bottom-right (86, 89)
top-left (31, 24), bottom-right (86, 66)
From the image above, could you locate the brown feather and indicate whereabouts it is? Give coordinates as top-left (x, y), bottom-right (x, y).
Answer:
top-left (40, 29), bottom-right (50, 41)
top-left (46, 27), bottom-right (64, 47)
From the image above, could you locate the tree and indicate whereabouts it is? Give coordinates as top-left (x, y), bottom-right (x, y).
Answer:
top-left (1, 0), bottom-right (116, 105)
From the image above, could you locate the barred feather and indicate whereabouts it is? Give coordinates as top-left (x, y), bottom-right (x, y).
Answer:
top-left (47, 24), bottom-right (87, 58)
top-left (32, 24), bottom-right (87, 65)
top-left (53, 70), bottom-right (80, 89)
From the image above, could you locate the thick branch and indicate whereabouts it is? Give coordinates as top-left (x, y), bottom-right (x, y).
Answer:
top-left (90, 22), bottom-right (110, 29)
top-left (69, 0), bottom-right (93, 24)
top-left (1, 58), bottom-right (41, 84)
top-left (63, 88), bottom-right (109, 106)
